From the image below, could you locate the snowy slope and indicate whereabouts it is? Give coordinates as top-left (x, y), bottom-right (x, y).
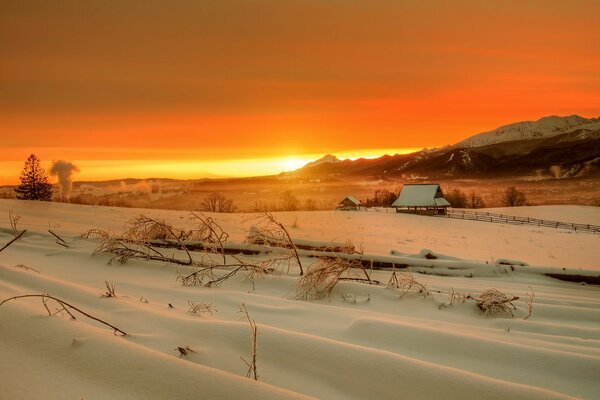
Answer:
top-left (1, 200), bottom-right (599, 399)
top-left (456, 115), bottom-right (600, 148)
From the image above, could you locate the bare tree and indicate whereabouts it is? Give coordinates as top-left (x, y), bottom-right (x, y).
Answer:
top-left (445, 189), bottom-right (467, 208)
top-left (467, 192), bottom-right (486, 208)
top-left (280, 190), bottom-right (299, 211)
top-left (304, 198), bottom-right (318, 211)
top-left (501, 187), bottom-right (527, 207)
top-left (200, 192), bottom-right (236, 213)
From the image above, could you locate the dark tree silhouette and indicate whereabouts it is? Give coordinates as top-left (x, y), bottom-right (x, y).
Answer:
top-left (14, 154), bottom-right (53, 201)
top-left (501, 186), bottom-right (527, 207)
top-left (200, 192), bottom-right (236, 213)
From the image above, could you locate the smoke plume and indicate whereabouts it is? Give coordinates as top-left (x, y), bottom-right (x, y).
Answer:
top-left (50, 160), bottom-right (80, 200)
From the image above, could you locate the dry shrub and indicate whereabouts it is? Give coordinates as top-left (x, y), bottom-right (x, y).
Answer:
top-left (387, 268), bottom-right (430, 298)
top-left (296, 257), bottom-right (375, 300)
top-left (523, 286), bottom-right (535, 320)
top-left (177, 257), bottom-right (268, 289)
top-left (9, 210), bottom-right (21, 236)
top-left (123, 215), bottom-right (183, 242)
top-left (101, 281), bottom-right (117, 298)
top-left (246, 213), bottom-right (303, 275)
top-left (448, 287), bottom-right (468, 304)
top-left (187, 300), bottom-right (216, 316)
top-left (89, 216), bottom-right (193, 266)
top-left (81, 228), bottom-right (110, 240)
top-left (476, 288), bottom-right (519, 317)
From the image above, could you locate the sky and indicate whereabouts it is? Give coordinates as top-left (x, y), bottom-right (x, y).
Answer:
top-left (1, 0), bottom-right (599, 184)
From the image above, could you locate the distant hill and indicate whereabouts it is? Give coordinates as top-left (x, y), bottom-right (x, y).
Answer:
top-left (294, 115), bottom-right (600, 180)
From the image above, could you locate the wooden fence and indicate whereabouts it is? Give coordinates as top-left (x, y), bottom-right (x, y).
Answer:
top-left (443, 209), bottom-right (600, 235)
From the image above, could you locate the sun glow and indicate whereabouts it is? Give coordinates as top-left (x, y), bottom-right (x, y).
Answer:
top-left (0, 147), bottom-right (423, 185)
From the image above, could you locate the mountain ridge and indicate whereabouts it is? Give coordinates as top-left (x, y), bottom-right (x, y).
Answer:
top-left (296, 115), bottom-right (600, 180)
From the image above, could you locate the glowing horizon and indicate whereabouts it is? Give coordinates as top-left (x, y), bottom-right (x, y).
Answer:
top-left (0, 147), bottom-right (422, 185)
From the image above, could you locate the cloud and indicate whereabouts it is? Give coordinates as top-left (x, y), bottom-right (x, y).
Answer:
top-left (50, 160), bottom-right (80, 200)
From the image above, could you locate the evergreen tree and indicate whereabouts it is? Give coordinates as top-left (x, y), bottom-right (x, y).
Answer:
top-left (14, 154), bottom-right (53, 201)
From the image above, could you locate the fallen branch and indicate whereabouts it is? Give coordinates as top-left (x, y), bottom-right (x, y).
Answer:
top-left (12, 264), bottom-right (40, 273)
top-left (0, 229), bottom-right (27, 253)
top-left (48, 229), bottom-right (68, 248)
top-left (0, 294), bottom-right (127, 335)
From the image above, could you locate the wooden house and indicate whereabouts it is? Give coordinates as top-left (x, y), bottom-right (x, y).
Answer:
top-left (337, 195), bottom-right (362, 211)
top-left (392, 184), bottom-right (450, 215)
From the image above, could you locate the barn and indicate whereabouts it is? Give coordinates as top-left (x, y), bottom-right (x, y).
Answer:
top-left (392, 184), bottom-right (450, 215)
top-left (337, 195), bottom-right (362, 211)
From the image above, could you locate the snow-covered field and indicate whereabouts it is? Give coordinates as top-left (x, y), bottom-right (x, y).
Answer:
top-left (1, 199), bottom-right (599, 399)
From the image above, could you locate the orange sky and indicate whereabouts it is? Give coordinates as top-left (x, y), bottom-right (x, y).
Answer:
top-left (1, 1), bottom-right (599, 184)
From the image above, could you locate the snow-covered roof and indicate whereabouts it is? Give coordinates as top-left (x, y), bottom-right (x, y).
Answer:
top-left (435, 197), bottom-right (451, 207)
top-left (392, 184), bottom-right (449, 207)
top-left (341, 195), bottom-right (361, 205)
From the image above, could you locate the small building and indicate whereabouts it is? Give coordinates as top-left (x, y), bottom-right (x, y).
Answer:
top-left (337, 195), bottom-right (362, 211)
top-left (392, 184), bottom-right (450, 215)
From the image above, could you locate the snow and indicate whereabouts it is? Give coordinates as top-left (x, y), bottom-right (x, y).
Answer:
top-left (0, 199), bottom-right (599, 399)
top-left (456, 115), bottom-right (600, 148)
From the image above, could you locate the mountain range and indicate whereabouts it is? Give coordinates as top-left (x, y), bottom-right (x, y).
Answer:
top-left (293, 115), bottom-right (600, 180)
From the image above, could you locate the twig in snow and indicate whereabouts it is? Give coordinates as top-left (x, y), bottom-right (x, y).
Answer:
top-left (239, 303), bottom-right (258, 380)
top-left (523, 286), bottom-right (535, 320)
top-left (12, 264), bottom-right (40, 273)
top-left (187, 300), bottom-right (216, 316)
top-left (9, 210), bottom-right (21, 236)
top-left (174, 346), bottom-right (196, 357)
top-left (0, 229), bottom-right (27, 253)
top-left (101, 281), bottom-right (117, 298)
top-left (0, 294), bottom-right (127, 335)
top-left (48, 229), bottom-right (68, 248)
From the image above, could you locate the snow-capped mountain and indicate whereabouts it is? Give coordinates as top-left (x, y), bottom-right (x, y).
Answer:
top-left (455, 115), bottom-right (600, 148)
top-left (302, 154), bottom-right (341, 169)
top-left (295, 115), bottom-right (600, 180)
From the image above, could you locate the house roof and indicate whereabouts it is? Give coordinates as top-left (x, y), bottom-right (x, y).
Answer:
top-left (392, 184), bottom-right (449, 207)
top-left (340, 195), bottom-right (361, 205)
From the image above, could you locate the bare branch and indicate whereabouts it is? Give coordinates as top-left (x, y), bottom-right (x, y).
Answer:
top-left (48, 229), bottom-right (68, 248)
top-left (12, 264), bottom-right (40, 273)
top-left (296, 257), bottom-right (377, 300)
top-left (0, 294), bottom-right (127, 335)
top-left (188, 211), bottom-right (229, 265)
top-left (239, 303), bottom-right (258, 380)
top-left (9, 210), bottom-right (21, 236)
top-left (0, 229), bottom-right (27, 253)
top-left (248, 213), bottom-right (303, 275)
top-left (523, 286), bottom-right (535, 320)
top-left (387, 268), bottom-right (430, 298)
